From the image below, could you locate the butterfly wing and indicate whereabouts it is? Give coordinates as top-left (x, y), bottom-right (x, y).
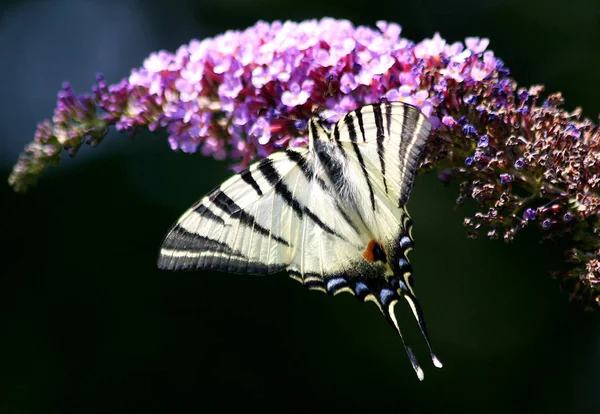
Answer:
top-left (322, 102), bottom-right (441, 377)
top-left (158, 148), bottom-right (364, 276)
top-left (331, 101), bottom-right (430, 230)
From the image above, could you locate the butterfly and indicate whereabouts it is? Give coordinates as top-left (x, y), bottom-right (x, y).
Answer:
top-left (158, 101), bottom-right (442, 380)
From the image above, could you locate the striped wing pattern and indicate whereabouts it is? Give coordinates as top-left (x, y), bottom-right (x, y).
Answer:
top-left (158, 102), bottom-right (441, 380)
top-left (158, 149), bottom-right (364, 276)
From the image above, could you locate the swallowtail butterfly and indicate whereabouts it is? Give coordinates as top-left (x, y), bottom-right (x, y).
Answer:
top-left (158, 102), bottom-right (442, 380)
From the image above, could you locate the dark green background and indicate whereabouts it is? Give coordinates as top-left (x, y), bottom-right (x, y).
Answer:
top-left (1, 0), bottom-right (599, 412)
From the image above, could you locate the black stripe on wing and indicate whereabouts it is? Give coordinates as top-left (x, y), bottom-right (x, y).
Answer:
top-left (343, 113), bottom-right (376, 211)
top-left (162, 225), bottom-right (246, 257)
top-left (258, 157), bottom-right (343, 239)
top-left (310, 119), bottom-right (357, 208)
top-left (355, 107), bottom-right (367, 142)
top-left (240, 168), bottom-right (263, 196)
top-left (208, 190), bottom-right (291, 247)
top-left (384, 101), bottom-right (393, 137)
top-left (397, 104), bottom-right (430, 206)
top-left (159, 225), bottom-right (249, 271)
top-left (373, 104), bottom-right (385, 140)
top-left (285, 149), bottom-right (361, 236)
top-left (158, 216), bottom-right (288, 274)
top-left (313, 136), bottom-right (346, 194)
top-left (372, 105), bottom-right (389, 194)
top-left (193, 203), bottom-right (226, 225)
top-left (351, 140), bottom-right (376, 212)
top-left (332, 121), bottom-right (349, 159)
top-left (284, 149), bottom-right (312, 180)
top-left (343, 112), bottom-right (359, 142)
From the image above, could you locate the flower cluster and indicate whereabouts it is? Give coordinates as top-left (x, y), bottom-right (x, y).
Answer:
top-left (431, 84), bottom-right (600, 308)
top-left (9, 18), bottom-right (600, 307)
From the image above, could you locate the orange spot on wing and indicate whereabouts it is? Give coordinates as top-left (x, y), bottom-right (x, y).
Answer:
top-left (362, 240), bottom-right (388, 263)
top-left (362, 240), bottom-right (377, 262)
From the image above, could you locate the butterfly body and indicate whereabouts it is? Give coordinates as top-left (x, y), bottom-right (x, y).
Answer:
top-left (158, 102), bottom-right (442, 379)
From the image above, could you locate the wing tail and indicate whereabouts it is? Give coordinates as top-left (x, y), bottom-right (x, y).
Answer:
top-left (399, 287), bottom-right (444, 369)
top-left (320, 273), bottom-right (430, 381)
top-left (382, 298), bottom-right (425, 381)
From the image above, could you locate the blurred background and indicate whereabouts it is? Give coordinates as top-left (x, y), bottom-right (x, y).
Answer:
top-left (1, 0), bottom-right (600, 412)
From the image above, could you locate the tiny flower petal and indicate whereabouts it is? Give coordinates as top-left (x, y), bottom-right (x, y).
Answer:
top-left (523, 208), bottom-right (536, 221)
top-left (465, 37), bottom-right (490, 54)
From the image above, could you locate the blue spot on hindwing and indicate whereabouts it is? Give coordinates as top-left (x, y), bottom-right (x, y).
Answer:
top-left (399, 236), bottom-right (413, 249)
top-left (398, 279), bottom-right (409, 292)
top-left (399, 258), bottom-right (410, 270)
top-left (354, 282), bottom-right (369, 296)
top-left (326, 277), bottom-right (348, 293)
top-left (379, 288), bottom-right (396, 305)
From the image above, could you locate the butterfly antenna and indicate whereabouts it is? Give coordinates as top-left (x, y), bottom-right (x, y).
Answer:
top-left (255, 107), bottom-right (295, 122)
top-left (381, 298), bottom-right (425, 381)
top-left (399, 287), bottom-right (443, 369)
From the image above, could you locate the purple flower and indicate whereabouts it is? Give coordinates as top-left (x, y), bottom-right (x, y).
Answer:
top-left (442, 116), bottom-right (457, 127)
top-left (524, 208), bottom-right (536, 221)
top-left (440, 62), bottom-right (465, 82)
top-left (385, 85), bottom-right (413, 102)
top-left (340, 73), bottom-right (358, 94)
top-left (403, 90), bottom-right (434, 117)
top-left (249, 117), bottom-right (272, 145)
top-left (281, 82), bottom-right (312, 107)
top-left (566, 123), bottom-right (581, 138)
top-left (514, 158), bottom-right (525, 169)
top-left (414, 32), bottom-right (445, 59)
top-left (462, 124), bottom-right (477, 137)
top-left (518, 90), bottom-right (529, 101)
top-left (465, 37), bottom-right (490, 54)
top-left (251, 66), bottom-right (271, 88)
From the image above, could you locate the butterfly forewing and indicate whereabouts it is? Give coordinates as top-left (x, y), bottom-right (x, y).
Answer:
top-left (332, 102), bottom-right (431, 208)
top-left (158, 102), bottom-right (440, 380)
top-left (158, 149), bottom-right (363, 275)
top-left (159, 150), bottom-right (300, 273)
